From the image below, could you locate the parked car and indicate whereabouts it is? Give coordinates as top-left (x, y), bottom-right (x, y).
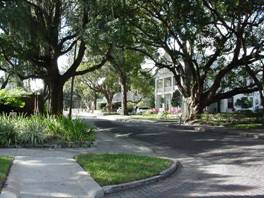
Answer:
top-left (136, 107), bottom-right (149, 115)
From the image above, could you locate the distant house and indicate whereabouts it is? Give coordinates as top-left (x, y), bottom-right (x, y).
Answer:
top-left (155, 68), bottom-right (263, 112)
top-left (97, 91), bottom-right (144, 108)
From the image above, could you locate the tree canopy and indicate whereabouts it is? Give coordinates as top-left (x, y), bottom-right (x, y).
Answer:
top-left (0, 0), bottom-right (263, 118)
top-left (127, 0), bottom-right (264, 118)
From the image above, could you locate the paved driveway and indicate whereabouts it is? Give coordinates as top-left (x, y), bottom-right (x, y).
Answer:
top-left (92, 119), bottom-right (264, 198)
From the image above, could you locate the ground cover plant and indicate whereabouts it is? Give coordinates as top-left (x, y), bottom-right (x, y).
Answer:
top-left (75, 153), bottom-right (172, 186)
top-left (130, 109), bottom-right (181, 122)
top-left (0, 115), bottom-right (96, 147)
top-left (196, 112), bottom-right (264, 129)
top-left (0, 156), bottom-right (13, 191)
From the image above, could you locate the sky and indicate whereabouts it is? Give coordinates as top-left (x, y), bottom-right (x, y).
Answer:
top-left (23, 54), bottom-right (156, 92)
top-left (30, 55), bottom-right (70, 91)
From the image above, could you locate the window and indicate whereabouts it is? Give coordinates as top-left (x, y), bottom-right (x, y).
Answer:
top-left (157, 80), bottom-right (163, 89)
top-left (173, 78), bottom-right (177, 85)
top-left (164, 77), bottom-right (172, 87)
top-left (256, 99), bottom-right (259, 106)
top-left (227, 97), bottom-right (233, 109)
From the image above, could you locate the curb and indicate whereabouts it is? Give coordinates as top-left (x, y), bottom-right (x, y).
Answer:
top-left (203, 126), bottom-right (264, 141)
top-left (0, 183), bottom-right (21, 198)
top-left (227, 130), bottom-right (264, 140)
top-left (102, 159), bottom-right (181, 194)
top-left (169, 124), bottom-right (264, 141)
top-left (0, 159), bottom-right (20, 198)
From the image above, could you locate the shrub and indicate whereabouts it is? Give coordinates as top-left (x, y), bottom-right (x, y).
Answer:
top-left (235, 97), bottom-right (253, 109)
top-left (158, 111), bottom-right (170, 120)
top-left (127, 102), bottom-right (134, 113)
top-left (147, 108), bottom-right (159, 114)
top-left (0, 118), bottom-right (17, 146)
top-left (170, 107), bottom-right (181, 115)
top-left (143, 110), bottom-right (153, 116)
top-left (171, 91), bottom-right (182, 107)
top-left (0, 114), bottom-right (96, 147)
top-left (0, 89), bottom-right (28, 108)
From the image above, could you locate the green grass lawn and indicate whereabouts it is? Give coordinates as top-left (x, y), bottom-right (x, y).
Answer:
top-left (75, 153), bottom-right (172, 186)
top-left (196, 113), bottom-right (264, 130)
top-left (0, 156), bottom-right (13, 190)
top-left (229, 123), bottom-right (264, 129)
top-left (130, 115), bottom-right (179, 122)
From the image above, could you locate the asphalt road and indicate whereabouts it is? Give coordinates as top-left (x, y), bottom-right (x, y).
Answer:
top-left (92, 119), bottom-right (264, 198)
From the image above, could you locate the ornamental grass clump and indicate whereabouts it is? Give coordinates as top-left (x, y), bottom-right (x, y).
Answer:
top-left (0, 115), bottom-right (17, 146)
top-left (46, 116), bottom-right (96, 143)
top-left (0, 114), bottom-right (96, 147)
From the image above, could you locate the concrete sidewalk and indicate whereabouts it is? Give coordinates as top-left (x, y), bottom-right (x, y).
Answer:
top-left (1, 156), bottom-right (102, 198)
top-left (0, 132), bottom-right (154, 198)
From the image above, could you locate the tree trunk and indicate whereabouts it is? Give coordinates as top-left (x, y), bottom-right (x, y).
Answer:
top-left (106, 100), bottom-right (113, 112)
top-left (0, 74), bottom-right (10, 89)
top-left (93, 91), bottom-right (97, 111)
top-left (182, 97), bottom-right (204, 121)
top-left (49, 79), bottom-right (64, 115)
top-left (120, 76), bottom-right (128, 115)
top-left (105, 93), bottom-right (114, 112)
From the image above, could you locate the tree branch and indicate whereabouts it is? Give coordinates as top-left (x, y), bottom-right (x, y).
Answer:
top-left (73, 58), bottom-right (108, 76)
top-left (212, 85), bottom-right (260, 103)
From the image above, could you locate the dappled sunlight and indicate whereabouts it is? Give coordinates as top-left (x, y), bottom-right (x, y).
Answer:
top-left (136, 132), bottom-right (170, 137)
top-left (92, 119), bottom-right (264, 198)
top-left (75, 170), bottom-right (90, 176)
top-left (49, 192), bottom-right (74, 197)
top-left (115, 133), bottom-right (133, 138)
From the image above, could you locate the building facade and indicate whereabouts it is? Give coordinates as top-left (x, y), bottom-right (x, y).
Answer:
top-left (155, 68), bottom-right (263, 112)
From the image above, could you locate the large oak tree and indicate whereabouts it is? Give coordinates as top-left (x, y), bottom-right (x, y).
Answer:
top-left (0, 0), bottom-right (109, 115)
top-left (85, 0), bottom-right (146, 115)
top-left (129, 0), bottom-right (264, 119)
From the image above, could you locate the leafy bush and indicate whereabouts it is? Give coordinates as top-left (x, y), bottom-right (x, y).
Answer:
top-left (171, 91), bottom-right (182, 107)
top-left (127, 103), bottom-right (135, 113)
top-left (158, 111), bottom-right (170, 120)
top-left (0, 89), bottom-right (28, 108)
top-left (143, 110), bottom-right (153, 116)
top-left (0, 114), bottom-right (96, 147)
top-left (143, 108), bottom-right (159, 115)
top-left (235, 97), bottom-right (253, 109)
top-left (169, 107), bottom-right (181, 115)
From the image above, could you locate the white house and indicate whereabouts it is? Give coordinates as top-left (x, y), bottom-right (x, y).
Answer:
top-left (155, 68), bottom-right (263, 112)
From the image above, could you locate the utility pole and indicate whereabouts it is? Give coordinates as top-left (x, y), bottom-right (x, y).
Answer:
top-left (68, 43), bottom-right (77, 119)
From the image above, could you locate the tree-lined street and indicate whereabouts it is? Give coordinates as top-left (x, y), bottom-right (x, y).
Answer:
top-left (0, 1), bottom-right (264, 197)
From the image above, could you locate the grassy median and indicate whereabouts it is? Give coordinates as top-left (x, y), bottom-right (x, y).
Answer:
top-left (0, 156), bottom-right (13, 190)
top-left (75, 153), bottom-right (172, 186)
